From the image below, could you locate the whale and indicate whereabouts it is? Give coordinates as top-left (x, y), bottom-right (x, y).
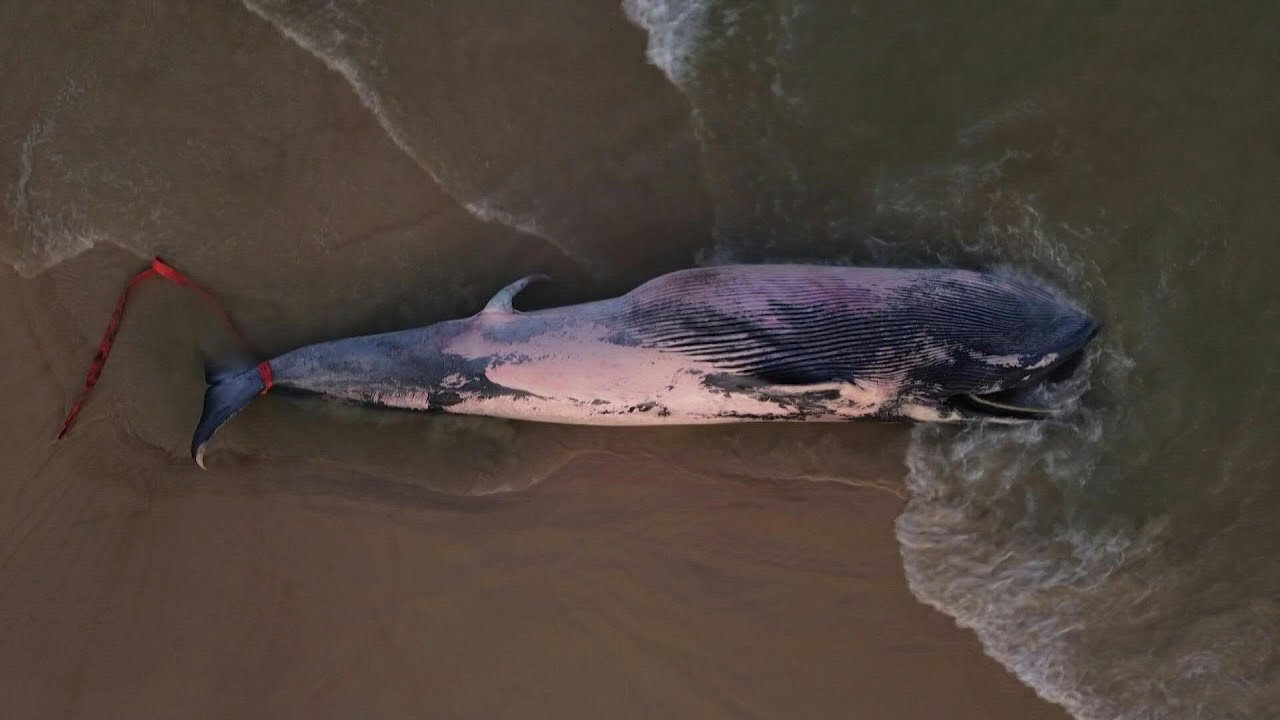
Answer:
top-left (192, 264), bottom-right (1100, 467)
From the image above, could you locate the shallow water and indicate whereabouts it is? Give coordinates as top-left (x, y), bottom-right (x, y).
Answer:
top-left (3, 1), bottom-right (1279, 718)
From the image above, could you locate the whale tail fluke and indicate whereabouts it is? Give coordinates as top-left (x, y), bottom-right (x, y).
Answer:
top-left (192, 363), bottom-right (271, 469)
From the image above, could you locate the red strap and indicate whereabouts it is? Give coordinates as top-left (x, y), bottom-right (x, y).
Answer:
top-left (256, 361), bottom-right (273, 395)
top-left (58, 258), bottom-right (265, 439)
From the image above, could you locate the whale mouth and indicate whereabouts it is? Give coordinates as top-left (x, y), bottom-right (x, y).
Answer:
top-left (951, 388), bottom-right (1058, 420)
top-left (946, 339), bottom-right (1095, 421)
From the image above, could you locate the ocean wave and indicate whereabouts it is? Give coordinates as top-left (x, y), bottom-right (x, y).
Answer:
top-left (898, 410), bottom-right (1277, 720)
top-left (240, 1), bottom-right (418, 173)
top-left (3, 78), bottom-right (112, 277)
top-left (240, 0), bottom-right (576, 262)
top-left (623, 0), bottom-right (819, 260)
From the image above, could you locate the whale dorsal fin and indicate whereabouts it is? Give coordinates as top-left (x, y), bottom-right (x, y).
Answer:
top-left (482, 274), bottom-right (549, 314)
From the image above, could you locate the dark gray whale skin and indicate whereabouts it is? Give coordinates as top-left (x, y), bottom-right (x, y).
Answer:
top-left (192, 265), bottom-right (1099, 467)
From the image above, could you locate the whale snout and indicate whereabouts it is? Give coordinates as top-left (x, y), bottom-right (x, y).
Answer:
top-left (1024, 304), bottom-right (1095, 371)
top-left (948, 303), bottom-right (1101, 420)
top-left (1036, 309), bottom-right (1100, 372)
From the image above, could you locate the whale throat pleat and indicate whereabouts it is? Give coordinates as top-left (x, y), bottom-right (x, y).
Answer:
top-left (618, 267), bottom-right (1074, 392)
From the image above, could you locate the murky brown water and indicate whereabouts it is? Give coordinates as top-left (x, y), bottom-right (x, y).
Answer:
top-left (4, 1), bottom-right (1279, 718)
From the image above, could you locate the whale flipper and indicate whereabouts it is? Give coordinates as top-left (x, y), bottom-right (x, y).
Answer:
top-left (482, 274), bottom-right (549, 314)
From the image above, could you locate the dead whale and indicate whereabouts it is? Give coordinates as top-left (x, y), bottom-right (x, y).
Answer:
top-left (191, 265), bottom-right (1099, 468)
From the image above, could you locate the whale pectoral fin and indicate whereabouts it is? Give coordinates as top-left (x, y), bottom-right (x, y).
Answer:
top-left (482, 274), bottom-right (550, 314)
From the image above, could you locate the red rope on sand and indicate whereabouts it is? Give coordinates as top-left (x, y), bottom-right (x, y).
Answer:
top-left (57, 258), bottom-right (269, 439)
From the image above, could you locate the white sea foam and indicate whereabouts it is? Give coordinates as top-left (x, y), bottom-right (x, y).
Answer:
top-left (621, 0), bottom-right (712, 89)
top-left (897, 413), bottom-right (1130, 720)
top-left (896, 381), bottom-right (1278, 720)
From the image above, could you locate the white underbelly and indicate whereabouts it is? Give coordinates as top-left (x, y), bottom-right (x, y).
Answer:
top-left (449, 336), bottom-right (908, 424)
top-left (357, 315), bottom-right (926, 425)
top-left (457, 343), bottom-right (772, 423)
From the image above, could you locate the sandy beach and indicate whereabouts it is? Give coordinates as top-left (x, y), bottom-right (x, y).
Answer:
top-left (6, 1), bottom-right (1280, 718)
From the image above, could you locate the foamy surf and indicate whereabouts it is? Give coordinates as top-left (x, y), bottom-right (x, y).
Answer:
top-left (3, 79), bottom-right (111, 277)
top-left (896, 352), bottom-right (1277, 720)
top-left (895, 365), bottom-right (1129, 719)
top-left (871, 143), bottom-right (1280, 718)
top-left (239, 1), bottom-right (418, 172)
top-left (621, 0), bottom-right (712, 89)
top-left (621, 0), bottom-right (825, 261)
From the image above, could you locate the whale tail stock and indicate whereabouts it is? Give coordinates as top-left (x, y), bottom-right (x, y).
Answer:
top-left (57, 257), bottom-right (269, 469)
